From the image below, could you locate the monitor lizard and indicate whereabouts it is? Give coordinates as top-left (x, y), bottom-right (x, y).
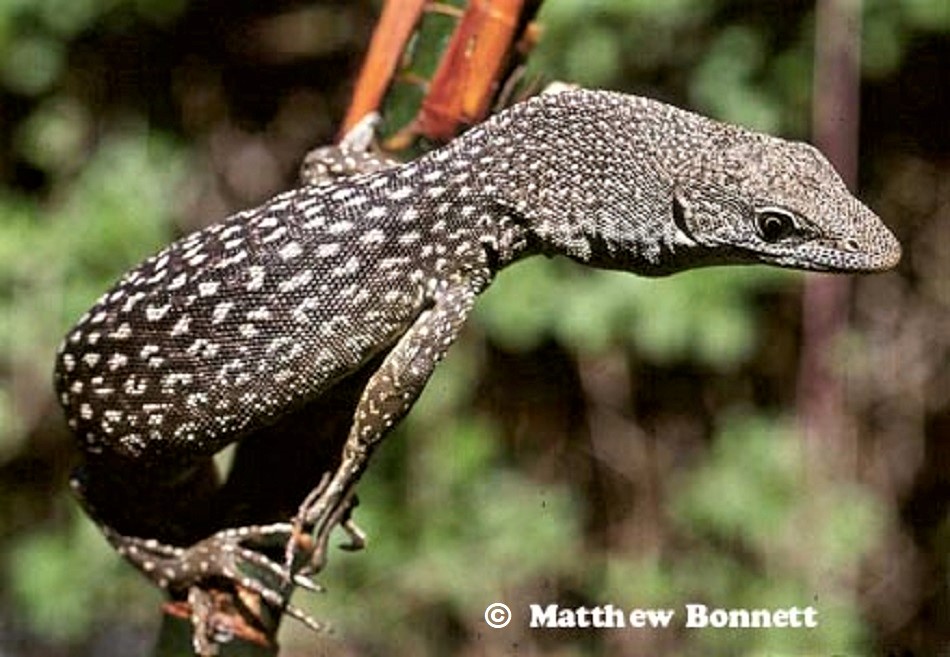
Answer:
top-left (53, 87), bottom-right (901, 638)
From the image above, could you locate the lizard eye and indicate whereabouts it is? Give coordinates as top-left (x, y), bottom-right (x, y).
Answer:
top-left (755, 208), bottom-right (798, 242)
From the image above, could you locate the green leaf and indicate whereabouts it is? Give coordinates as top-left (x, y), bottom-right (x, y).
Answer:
top-left (1, 33), bottom-right (65, 95)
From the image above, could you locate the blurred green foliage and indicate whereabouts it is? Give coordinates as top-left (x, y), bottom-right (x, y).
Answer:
top-left (602, 415), bottom-right (882, 655)
top-left (532, 0), bottom-right (950, 134)
top-left (0, 131), bottom-right (186, 447)
top-left (477, 259), bottom-right (793, 367)
top-left (0, 0), bottom-right (185, 96)
top-left (8, 506), bottom-right (162, 642)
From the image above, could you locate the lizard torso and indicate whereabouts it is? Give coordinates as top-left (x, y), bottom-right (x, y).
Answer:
top-left (55, 161), bottom-right (524, 465)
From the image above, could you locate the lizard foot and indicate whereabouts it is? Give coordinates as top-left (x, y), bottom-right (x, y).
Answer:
top-left (285, 473), bottom-right (366, 576)
top-left (104, 523), bottom-right (326, 649)
top-left (105, 522), bottom-right (319, 595)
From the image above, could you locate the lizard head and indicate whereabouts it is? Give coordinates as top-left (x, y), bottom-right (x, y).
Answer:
top-left (668, 128), bottom-right (901, 273)
top-left (470, 89), bottom-right (900, 276)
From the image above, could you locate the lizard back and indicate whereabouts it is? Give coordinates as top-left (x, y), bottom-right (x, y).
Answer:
top-left (54, 176), bottom-right (437, 464)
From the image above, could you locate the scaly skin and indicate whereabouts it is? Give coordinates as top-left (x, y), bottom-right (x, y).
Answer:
top-left (54, 88), bottom-right (900, 649)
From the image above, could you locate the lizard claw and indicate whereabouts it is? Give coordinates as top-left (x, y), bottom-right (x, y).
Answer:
top-left (338, 518), bottom-right (367, 552)
top-left (284, 473), bottom-right (367, 576)
top-left (299, 111), bottom-right (400, 186)
top-left (339, 111), bottom-right (382, 152)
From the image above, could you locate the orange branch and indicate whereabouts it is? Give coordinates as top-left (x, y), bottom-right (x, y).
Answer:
top-left (340, 0), bottom-right (428, 137)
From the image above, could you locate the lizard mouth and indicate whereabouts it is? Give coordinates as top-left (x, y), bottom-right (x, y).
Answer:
top-left (756, 238), bottom-right (902, 273)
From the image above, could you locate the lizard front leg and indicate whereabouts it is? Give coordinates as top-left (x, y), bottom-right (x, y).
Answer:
top-left (290, 276), bottom-right (480, 572)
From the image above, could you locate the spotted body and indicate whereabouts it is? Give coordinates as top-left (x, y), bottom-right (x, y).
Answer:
top-left (57, 158), bottom-right (513, 463)
top-left (54, 89), bottom-right (900, 642)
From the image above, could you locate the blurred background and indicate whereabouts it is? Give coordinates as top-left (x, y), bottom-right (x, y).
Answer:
top-left (0, 0), bottom-right (946, 655)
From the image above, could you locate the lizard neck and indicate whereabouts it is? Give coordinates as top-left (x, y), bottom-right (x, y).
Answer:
top-left (378, 144), bottom-right (536, 280)
top-left (427, 90), bottom-right (697, 277)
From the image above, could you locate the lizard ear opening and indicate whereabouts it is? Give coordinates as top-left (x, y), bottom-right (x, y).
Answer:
top-left (672, 190), bottom-right (695, 240)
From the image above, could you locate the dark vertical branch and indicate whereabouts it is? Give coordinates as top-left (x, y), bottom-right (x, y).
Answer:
top-left (799, 0), bottom-right (862, 464)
